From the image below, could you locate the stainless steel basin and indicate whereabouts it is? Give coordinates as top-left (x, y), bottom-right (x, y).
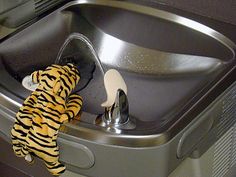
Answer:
top-left (0, 1), bottom-right (235, 177)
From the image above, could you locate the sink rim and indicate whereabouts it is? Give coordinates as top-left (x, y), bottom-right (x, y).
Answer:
top-left (60, 0), bottom-right (236, 77)
top-left (54, 0), bottom-right (236, 146)
top-left (64, 0), bottom-right (236, 60)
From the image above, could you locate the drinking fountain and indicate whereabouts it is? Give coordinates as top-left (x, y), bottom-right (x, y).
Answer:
top-left (0, 1), bottom-right (235, 177)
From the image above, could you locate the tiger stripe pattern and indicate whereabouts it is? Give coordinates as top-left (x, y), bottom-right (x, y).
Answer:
top-left (11, 64), bottom-right (82, 176)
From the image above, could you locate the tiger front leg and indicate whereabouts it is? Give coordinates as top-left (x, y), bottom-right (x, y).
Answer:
top-left (61, 94), bottom-right (83, 123)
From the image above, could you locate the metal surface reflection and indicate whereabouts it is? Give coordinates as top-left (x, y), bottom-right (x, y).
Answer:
top-left (97, 32), bottom-right (223, 75)
top-left (98, 33), bottom-right (125, 66)
top-left (67, 0), bottom-right (236, 58)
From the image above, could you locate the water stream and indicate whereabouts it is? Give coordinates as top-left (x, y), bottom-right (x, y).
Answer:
top-left (55, 32), bottom-right (105, 75)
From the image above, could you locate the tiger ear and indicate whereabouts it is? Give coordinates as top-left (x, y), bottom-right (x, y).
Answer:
top-left (31, 70), bottom-right (43, 84)
top-left (53, 80), bottom-right (61, 94)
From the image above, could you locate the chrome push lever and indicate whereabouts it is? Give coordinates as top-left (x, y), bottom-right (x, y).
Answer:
top-left (103, 89), bottom-right (129, 126)
top-left (97, 69), bottom-right (135, 132)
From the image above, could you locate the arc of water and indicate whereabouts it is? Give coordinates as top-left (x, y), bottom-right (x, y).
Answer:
top-left (55, 32), bottom-right (105, 75)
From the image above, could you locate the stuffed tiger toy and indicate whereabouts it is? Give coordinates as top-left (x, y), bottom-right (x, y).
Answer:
top-left (11, 63), bottom-right (83, 176)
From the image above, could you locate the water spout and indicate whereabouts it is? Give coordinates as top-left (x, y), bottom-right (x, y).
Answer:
top-left (55, 32), bottom-right (105, 76)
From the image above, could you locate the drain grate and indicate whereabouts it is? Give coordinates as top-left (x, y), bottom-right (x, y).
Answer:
top-left (212, 126), bottom-right (234, 177)
top-left (212, 84), bottom-right (236, 177)
top-left (230, 124), bottom-right (236, 168)
top-left (217, 87), bottom-right (236, 138)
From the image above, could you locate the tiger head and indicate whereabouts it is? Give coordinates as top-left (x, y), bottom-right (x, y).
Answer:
top-left (31, 64), bottom-right (80, 98)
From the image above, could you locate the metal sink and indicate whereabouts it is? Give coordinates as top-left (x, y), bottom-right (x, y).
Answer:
top-left (0, 1), bottom-right (235, 177)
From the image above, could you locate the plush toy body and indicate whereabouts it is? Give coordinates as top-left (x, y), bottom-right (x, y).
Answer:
top-left (11, 64), bottom-right (82, 176)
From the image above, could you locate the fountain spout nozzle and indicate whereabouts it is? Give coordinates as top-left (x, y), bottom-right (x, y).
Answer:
top-left (97, 69), bottom-right (135, 132)
top-left (103, 89), bottom-right (129, 126)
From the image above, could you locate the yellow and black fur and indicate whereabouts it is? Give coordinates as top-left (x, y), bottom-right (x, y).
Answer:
top-left (11, 64), bottom-right (82, 176)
